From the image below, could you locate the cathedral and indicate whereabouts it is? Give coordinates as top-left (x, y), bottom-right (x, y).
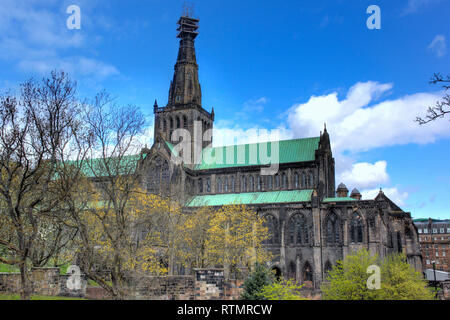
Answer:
top-left (138, 15), bottom-right (422, 289)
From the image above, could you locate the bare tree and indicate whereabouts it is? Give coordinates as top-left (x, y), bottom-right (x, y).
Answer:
top-left (65, 92), bottom-right (148, 299)
top-left (416, 73), bottom-right (450, 124)
top-left (0, 71), bottom-right (89, 299)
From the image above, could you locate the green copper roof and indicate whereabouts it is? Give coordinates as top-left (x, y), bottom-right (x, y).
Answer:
top-left (194, 137), bottom-right (320, 170)
top-left (322, 197), bottom-right (357, 203)
top-left (185, 189), bottom-right (314, 207)
top-left (64, 154), bottom-right (146, 178)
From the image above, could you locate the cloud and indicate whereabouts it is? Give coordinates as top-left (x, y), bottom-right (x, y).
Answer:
top-left (401, 0), bottom-right (442, 16)
top-left (428, 35), bottom-right (447, 58)
top-left (212, 122), bottom-right (292, 147)
top-left (0, 0), bottom-right (119, 80)
top-left (361, 187), bottom-right (409, 207)
top-left (338, 161), bottom-right (389, 190)
top-left (287, 81), bottom-right (449, 154)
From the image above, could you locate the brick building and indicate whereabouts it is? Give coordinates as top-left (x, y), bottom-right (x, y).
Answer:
top-left (414, 218), bottom-right (450, 272)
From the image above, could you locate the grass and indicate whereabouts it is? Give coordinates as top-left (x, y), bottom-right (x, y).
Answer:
top-left (0, 294), bottom-right (86, 300)
top-left (0, 263), bottom-right (19, 273)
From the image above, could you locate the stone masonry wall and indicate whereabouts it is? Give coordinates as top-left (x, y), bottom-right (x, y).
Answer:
top-left (0, 267), bottom-right (242, 300)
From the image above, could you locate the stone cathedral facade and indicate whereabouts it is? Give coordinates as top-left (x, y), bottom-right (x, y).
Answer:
top-left (137, 15), bottom-right (422, 289)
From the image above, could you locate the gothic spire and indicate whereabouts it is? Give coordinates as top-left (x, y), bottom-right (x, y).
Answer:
top-left (168, 15), bottom-right (202, 107)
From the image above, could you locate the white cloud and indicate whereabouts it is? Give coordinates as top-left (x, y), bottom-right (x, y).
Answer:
top-left (401, 0), bottom-right (441, 16)
top-left (287, 81), bottom-right (449, 154)
top-left (338, 161), bottom-right (389, 190)
top-left (428, 35), bottom-right (447, 58)
top-left (361, 187), bottom-right (409, 207)
top-left (212, 123), bottom-right (292, 147)
top-left (0, 0), bottom-right (119, 79)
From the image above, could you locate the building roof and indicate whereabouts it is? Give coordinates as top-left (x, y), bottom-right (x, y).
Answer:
top-left (64, 154), bottom-right (146, 178)
top-left (337, 183), bottom-right (347, 190)
top-left (185, 189), bottom-right (314, 207)
top-left (194, 137), bottom-right (320, 170)
top-left (322, 197), bottom-right (357, 203)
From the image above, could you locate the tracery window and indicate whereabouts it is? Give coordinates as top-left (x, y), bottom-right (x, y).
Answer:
top-left (282, 173), bottom-right (287, 189)
top-left (350, 213), bottom-right (363, 243)
top-left (267, 176), bottom-right (273, 190)
top-left (309, 172), bottom-right (314, 188)
top-left (249, 176), bottom-right (254, 191)
top-left (294, 173), bottom-right (299, 188)
top-left (274, 174), bottom-right (280, 189)
top-left (242, 176), bottom-right (247, 192)
top-left (217, 178), bottom-right (222, 193)
top-left (288, 213), bottom-right (309, 245)
top-left (206, 178), bottom-right (211, 193)
top-left (257, 176), bottom-right (261, 191)
top-left (231, 177), bottom-right (235, 192)
top-left (198, 178), bottom-right (203, 193)
top-left (301, 172), bottom-right (306, 188)
top-left (183, 115), bottom-right (188, 129)
top-left (326, 212), bottom-right (340, 245)
top-left (264, 215), bottom-right (279, 244)
top-left (224, 177), bottom-right (228, 192)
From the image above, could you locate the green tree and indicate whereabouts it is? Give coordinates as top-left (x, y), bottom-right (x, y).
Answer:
top-left (377, 253), bottom-right (434, 300)
top-left (321, 249), bottom-right (435, 300)
top-left (241, 263), bottom-right (274, 300)
top-left (261, 279), bottom-right (306, 300)
top-left (321, 249), bottom-right (379, 300)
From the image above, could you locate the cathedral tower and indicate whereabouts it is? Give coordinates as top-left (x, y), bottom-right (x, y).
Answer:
top-left (153, 15), bottom-right (214, 159)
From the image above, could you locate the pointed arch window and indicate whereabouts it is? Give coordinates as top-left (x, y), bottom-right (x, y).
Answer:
top-left (176, 116), bottom-right (181, 128)
top-left (257, 176), bottom-right (261, 191)
top-left (282, 173), bottom-right (287, 189)
top-left (249, 176), bottom-right (254, 191)
top-left (264, 215), bottom-right (279, 245)
top-left (274, 174), bottom-right (280, 189)
top-left (224, 177), bottom-right (228, 192)
top-left (350, 213), bottom-right (363, 243)
top-left (183, 115), bottom-right (188, 129)
top-left (326, 213), bottom-right (340, 245)
top-left (309, 172), bottom-right (314, 188)
top-left (301, 172), bottom-right (306, 188)
top-left (288, 213), bottom-right (309, 245)
top-left (294, 173), bottom-right (299, 188)
top-left (242, 176), bottom-right (247, 192)
top-left (162, 119), bottom-right (167, 132)
top-left (217, 177), bottom-right (222, 193)
top-left (267, 176), bottom-right (273, 190)
top-left (231, 177), bottom-right (235, 192)
top-left (206, 178), bottom-right (211, 193)
top-left (198, 178), bottom-right (203, 193)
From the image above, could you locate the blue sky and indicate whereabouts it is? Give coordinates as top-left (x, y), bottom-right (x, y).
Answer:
top-left (1, 0), bottom-right (449, 218)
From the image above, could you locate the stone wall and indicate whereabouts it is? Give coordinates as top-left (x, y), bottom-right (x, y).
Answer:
top-left (0, 267), bottom-right (243, 299)
top-left (0, 267), bottom-right (87, 297)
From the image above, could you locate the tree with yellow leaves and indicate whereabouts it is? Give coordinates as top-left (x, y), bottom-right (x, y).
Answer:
top-left (205, 204), bottom-right (272, 279)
